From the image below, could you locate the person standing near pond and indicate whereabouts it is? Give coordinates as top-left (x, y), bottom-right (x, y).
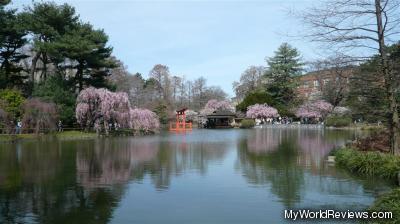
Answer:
top-left (16, 120), bottom-right (22, 134)
top-left (58, 120), bottom-right (63, 132)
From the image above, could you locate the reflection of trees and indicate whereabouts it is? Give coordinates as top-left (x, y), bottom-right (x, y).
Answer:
top-left (76, 138), bottom-right (228, 190)
top-left (237, 131), bottom-right (304, 208)
top-left (0, 140), bottom-right (124, 224)
top-left (0, 135), bottom-right (230, 223)
top-left (245, 128), bottom-right (281, 153)
top-left (237, 128), bottom-right (392, 209)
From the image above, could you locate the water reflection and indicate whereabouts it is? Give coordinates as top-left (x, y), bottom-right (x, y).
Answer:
top-left (0, 134), bottom-right (230, 223)
top-left (0, 129), bottom-right (394, 223)
top-left (236, 128), bottom-right (392, 210)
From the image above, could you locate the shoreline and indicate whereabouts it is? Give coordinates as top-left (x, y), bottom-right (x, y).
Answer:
top-left (333, 147), bottom-right (400, 223)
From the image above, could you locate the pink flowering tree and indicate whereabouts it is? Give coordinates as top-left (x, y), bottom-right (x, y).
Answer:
top-left (76, 87), bottom-right (160, 135)
top-left (76, 87), bottom-right (130, 134)
top-left (246, 104), bottom-right (279, 119)
top-left (126, 108), bottom-right (160, 134)
top-left (295, 100), bottom-right (333, 119)
top-left (200, 99), bottom-right (235, 115)
top-left (22, 98), bottom-right (59, 134)
top-left (332, 106), bottom-right (351, 115)
top-left (185, 109), bottom-right (198, 122)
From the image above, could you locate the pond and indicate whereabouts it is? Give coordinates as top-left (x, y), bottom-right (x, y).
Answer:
top-left (0, 127), bottom-right (395, 223)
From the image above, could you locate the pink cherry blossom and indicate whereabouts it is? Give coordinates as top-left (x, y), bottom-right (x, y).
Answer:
top-left (200, 99), bottom-right (235, 115)
top-left (246, 104), bottom-right (279, 119)
top-left (295, 100), bottom-right (333, 118)
top-left (76, 87), bottom-right (160, 134)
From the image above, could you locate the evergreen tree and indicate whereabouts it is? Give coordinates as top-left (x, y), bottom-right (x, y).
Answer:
top-left (20, 2), bottom-right (78, 82)
top-left (55, 22), bottom-right (114, 91)
top-left (265, 43), bottom-right (303, 114)
top-left (33, 75), bottom-right (76, 126)
top-left (0, 1), bottom-right (28, 89)
top-left (347, 43), bottom-right (400, 123)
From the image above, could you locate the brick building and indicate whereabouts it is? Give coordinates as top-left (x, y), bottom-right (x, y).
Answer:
top-left (295, 67), bottom-right (354, 100)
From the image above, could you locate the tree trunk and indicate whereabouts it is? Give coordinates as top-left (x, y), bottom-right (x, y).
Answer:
top-left (41, 53), bottom-right (48, 81)
top-left (375, 0), bottom-right (399, 155)
top-left (30, 52), bottom-right (40, 84)
top-left (76, 63), bottom-right (84, 92)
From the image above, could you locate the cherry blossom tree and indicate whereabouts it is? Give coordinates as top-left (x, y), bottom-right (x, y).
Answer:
top-left (246, 104), bottom-right (279, 119)
top-left (185, 109), bottom-right (198, 122)
top-left (200, 99), bottom-right (234, 115)
top-left (126, 108), bottom-right (160, 134)
top-left (76, 87), bottom-right (130, 134)
top-left (295, 100), bottom-right (333, 119)
top-left (22, 98), bottom-right (59, 134)
top-left (76, 87), bottom-right (160, 135)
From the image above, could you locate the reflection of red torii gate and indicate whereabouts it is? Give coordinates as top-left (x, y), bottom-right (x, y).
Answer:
top-left (169, 108), bottom-right (192, 132)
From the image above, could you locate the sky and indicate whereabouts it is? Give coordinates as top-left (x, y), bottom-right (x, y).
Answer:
top-left (11, 0), bottom-right (319, 96)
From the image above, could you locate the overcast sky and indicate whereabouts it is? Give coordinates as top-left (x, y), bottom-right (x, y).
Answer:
top-left (12, 0), bottom-right (319, 96)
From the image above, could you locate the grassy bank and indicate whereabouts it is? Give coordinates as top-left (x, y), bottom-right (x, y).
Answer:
top-left (55, 131), bottom-right (97, 140)
top-left (325, 122), bottom-right (385, 131)
top-left (0, 134), bottom-right (39, 142)
top-left (334, 148), bottom-right (400, 180)
top-left (334, 148), bottom-right (400, 223)
top-left (368, 189), bottom-right (400, 224)
top-left (0, 131), bottom-right (98, 142)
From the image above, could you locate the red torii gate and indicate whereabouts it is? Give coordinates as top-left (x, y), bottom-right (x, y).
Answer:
top-left (169, 108), bottom-right (192, 132)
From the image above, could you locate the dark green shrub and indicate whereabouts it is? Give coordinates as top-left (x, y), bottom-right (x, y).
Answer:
top-left (326, 115), bottom-right (352, 127)
top-left (0, 89), bottom-right (25, 119)
top-left (240, 119), bottom-right (255, 129)
top-left (33, 76), bottom-right (76, 126)
top-left (334, 148), bottom-right (400, 180)
top-left (236, 91), bottom-right (275, 112)
top-left (368, 188), bottom-right (400, 224)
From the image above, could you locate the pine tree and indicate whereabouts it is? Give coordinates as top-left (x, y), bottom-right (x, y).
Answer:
top-left (55, 22), bottom-right (114, 91)
top-left (0, 2), bottom-right (28, 89)
top-left (20, 2), bottom-right (78, 82)
top-left (265, 43), bottom-right (303, 114)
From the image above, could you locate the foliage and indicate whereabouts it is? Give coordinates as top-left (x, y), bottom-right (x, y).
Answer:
top-left (55, 22), bottom-right (115, 91)
top-left (0, 4), bottom-right (28, 89)
top-left (185, 109), bottom-right (198, 122)
top-left (75, 87), bottom-right (130, 134)
top-left (346, 57), bottom-right (389, 123)
top-left (126, 108), bottom-right (160, 134)
top-left (22, 98), bottom-right (59, 134)
top-left (32, 75), bottom-right (76, 126)
top-left (200, 99), bottom-right (234, 115)
top-left (334, 148), bottom-right (400, 180)
top-left (368, 188), bottom-right (400, 224)
top-left (153, 102), bottom-right (169, 124)
top-left (0, 89), bottom-right (25, 119)
top-left (0, 107), bottom-right (13, 133)
top-left (246, 104), bottom-right (279, 119)
top-left (233, 66), bottom-right (265, 101)
top-left (265, 43), bottom-right (303, 107)
top-left (325, 115), bottom-right (352, 127)
top-left (332, 106), bottom-right (351, 115)
top-left (240, 119), bottom-right (255, 129)
top-left (20, 2), bottom-right (79, 81)
top-left (295, 100), bottom-right (333, 118)
top-left (236, 91), bottom-right (275, 112)
top-left (76, 87), bottom-right (160, 135)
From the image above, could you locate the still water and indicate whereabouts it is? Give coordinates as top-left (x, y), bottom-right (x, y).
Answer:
top-left (0, 127), bottom-right (394, 223)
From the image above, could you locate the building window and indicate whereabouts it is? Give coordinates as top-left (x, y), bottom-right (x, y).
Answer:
top-left (313, 80), bottom-right (319, 87)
